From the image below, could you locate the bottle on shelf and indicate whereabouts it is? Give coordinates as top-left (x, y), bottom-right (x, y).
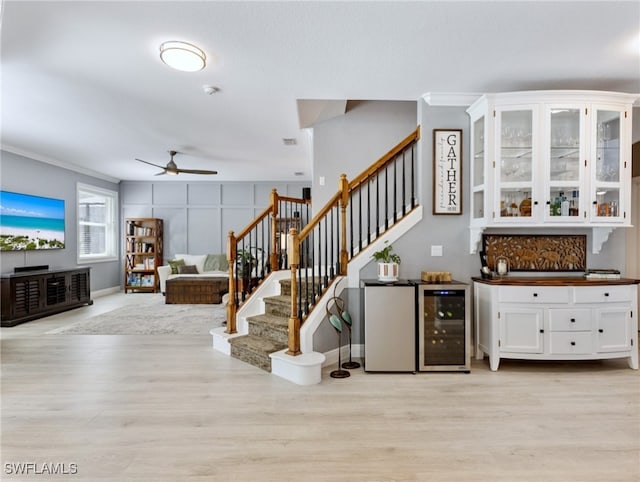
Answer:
top-left (560, 193), bottom-right (569, 217)
top-left (569, 190), bottom-right (579, 217)
top-left (550, 193), bottom-right (560, 216)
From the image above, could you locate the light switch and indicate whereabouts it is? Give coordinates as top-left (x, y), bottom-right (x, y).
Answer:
top-left (431, 245), bottom-right (443, 257)
top-left (319, 176), bottom-right (325, 186)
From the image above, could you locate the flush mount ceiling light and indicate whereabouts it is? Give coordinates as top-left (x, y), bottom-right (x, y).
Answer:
top-left (159, 41), bottom-right (206, 72)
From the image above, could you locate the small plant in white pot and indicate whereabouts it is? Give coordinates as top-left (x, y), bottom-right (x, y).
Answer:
top-left (372, 240), bottom-right (401, 282)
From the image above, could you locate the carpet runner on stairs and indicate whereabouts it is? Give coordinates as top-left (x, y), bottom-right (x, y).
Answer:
top-left (229, 277), bottom-right (321, 372)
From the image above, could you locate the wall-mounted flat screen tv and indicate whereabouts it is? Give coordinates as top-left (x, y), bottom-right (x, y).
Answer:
top-left (0, 190), bottom-right (65, 251)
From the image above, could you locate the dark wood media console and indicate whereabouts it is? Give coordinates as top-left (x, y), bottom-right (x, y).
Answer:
top-left (1, 267), bottom-right (92, 327)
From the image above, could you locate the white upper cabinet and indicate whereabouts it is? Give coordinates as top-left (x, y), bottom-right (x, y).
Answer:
top-left (467, 91), bottom-right (637, 253)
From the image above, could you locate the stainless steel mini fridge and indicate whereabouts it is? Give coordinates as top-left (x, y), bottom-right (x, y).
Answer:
top-left (417, 282), bottom-right (470, 372)
top-left (362, 280), bottom-right (416, 372)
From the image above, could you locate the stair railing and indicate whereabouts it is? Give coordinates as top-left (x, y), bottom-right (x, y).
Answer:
top-left (226, 189), bottom-right (310, 334)
top-left (285, 127), bottom-right (420, 355)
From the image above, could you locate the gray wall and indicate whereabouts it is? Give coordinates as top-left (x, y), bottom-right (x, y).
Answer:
top-left (311, 100), bottom-right (418, 212)
top-left (0, 150), bottom-right (121, 291)
top-left (121, 181), bottom-right (310, 263)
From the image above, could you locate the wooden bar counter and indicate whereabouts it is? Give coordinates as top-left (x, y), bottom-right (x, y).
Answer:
top-left (472, 276), bottom-right (639, 371)
top-left (472, 276), bottom-right (640, 286)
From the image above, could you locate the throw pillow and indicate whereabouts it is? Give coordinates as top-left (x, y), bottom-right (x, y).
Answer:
top-left (177, 264), bottom-right (198, 274)
top-left (168, 259), bottom-right (185, 274)
top-left (175, 254), bottom-right (207, 274)
top-left (204, 253), bottom-right (229, 272)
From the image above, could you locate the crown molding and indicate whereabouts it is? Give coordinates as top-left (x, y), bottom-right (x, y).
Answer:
top-left (1, 145), bottom-right (121, 184)
top-left (421, 93), bottom-right (482, 107)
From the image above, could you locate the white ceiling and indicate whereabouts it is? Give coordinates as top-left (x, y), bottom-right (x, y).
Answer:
top-left (2, 1), bottom-right (639, 183)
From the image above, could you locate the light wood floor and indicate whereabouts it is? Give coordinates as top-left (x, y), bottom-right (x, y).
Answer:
top-left (1, 293), bottom-right (639, 481)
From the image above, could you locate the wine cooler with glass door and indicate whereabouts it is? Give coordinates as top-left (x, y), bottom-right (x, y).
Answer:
top-left (417, 282), bottom-right (470, 372)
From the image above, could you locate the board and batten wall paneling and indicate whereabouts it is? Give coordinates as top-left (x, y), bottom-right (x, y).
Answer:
top-left (188, 208), bottom-right (222, 254)
top-left (152, 207), bottom-right (186, 259)
top-left (153, 183), bottom-right (187, 205)
top-left (221, 184), bottom-right (253, 205)
top-left (188, 184), bottom-right (221, 205)
top-left (120, 181), bottom-right (310, 264)
top-left (121, 182), bottom-right (153, 204)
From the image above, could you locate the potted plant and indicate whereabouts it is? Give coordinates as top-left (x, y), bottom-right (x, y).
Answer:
top-left (372, 240), bottom-right (401, 282)
top-left (236, 249), bottom-right (258, 280)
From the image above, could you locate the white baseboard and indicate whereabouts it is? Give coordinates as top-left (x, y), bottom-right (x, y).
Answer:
top-left (323, 344), bottom-right (364, 367)
top-left (91, 286), bottom-right (120, 298)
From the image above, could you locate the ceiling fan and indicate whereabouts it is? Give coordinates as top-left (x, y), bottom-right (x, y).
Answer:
top-left (135, 150), bottom-right (218, 176)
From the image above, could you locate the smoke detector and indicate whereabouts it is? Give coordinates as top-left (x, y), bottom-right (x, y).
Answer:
top-left (203, 85), bottom-right (220, 95)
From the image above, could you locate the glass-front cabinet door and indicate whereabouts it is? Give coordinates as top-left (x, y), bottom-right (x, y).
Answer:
top-left (590, 107), bottom-right (624, 222)
top-left (471, 116), bottom-right (486, 222)
top-left (494, 107), bottom-right (535, 222)
top-left (544, 106), bottom-right (585, 222)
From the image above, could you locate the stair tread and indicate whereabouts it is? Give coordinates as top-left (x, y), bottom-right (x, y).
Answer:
top-left (263, 294), bottom-right (291, 304)
top-left (230, 334), bottom-right (286, 354)
top-left (246, 313), bottom-right (289, 327)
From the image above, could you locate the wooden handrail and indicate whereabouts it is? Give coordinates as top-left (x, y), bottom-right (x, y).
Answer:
top-left (235, 205), bottom-right (272, 240)
top-left (298, 191), bottom-right (342, 241)
top-left (348, 127), bottom-right (420, 190)
top-left (277, 195), bottom-right (312, 204)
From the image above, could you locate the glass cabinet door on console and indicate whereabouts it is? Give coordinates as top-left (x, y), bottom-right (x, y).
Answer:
top-left (471, 116), bottom-right (486, 222)
top-left (494, 107), bottom-right (536, 223)
top-left (544, 106), bottom-right (585, 222)
top-left (590, 107), bottom-right (625, 223)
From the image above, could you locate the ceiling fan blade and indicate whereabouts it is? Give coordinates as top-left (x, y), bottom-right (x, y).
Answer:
top-left (135, 158), bottom-right (166, 169)
top-left (176, 168), bottom-right (218, 175)
top-left (154, 171), bottom-right (167, 176)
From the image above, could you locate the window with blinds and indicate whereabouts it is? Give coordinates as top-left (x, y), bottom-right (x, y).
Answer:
top-left (77, 183), bottom-right (118, 262)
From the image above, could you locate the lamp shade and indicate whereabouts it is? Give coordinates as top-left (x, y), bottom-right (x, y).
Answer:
top-left (159, 41), bottom-right (206, 72)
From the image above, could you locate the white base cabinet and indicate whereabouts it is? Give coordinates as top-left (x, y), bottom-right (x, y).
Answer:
top-left (473, 279), bottom-right (638, 370)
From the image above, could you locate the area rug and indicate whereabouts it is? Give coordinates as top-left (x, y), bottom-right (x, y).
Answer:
top-left (47, 303), bottom-right (226, 335)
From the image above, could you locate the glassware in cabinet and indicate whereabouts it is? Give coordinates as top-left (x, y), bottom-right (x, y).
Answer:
top-left (495, 108), bottom-right (535, 221)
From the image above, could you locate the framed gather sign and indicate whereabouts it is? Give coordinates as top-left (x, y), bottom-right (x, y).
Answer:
top-left (433, 129), bottom-right (462, 215)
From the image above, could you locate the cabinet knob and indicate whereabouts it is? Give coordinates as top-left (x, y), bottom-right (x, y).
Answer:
top-left (533, 293), bottom-right (538, 297)
top-left (598, 329), bottom-right (604, 333)
top-left (571, 341), bottom-right (576, 346)
top-left (593, 201), bottom-right (598, 205)
top-left (604, 292), bottom-right (609, 297)
top-left (533, 201), bottom-right (538, 205)
top-left (539, 329), bottom-right (544, 333)
top-left (546, 201), bottom-right (551, 205)
top-left (570, 318), bottom-right (576, 322)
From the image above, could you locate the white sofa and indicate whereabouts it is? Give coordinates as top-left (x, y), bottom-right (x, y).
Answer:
top-left (158, 254), bottom-right (229, 294)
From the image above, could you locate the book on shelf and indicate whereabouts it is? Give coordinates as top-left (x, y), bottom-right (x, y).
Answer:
top-left (584, 269), bottom-right (621, 279)
top-left (127, 273), bottom-right (155, 287)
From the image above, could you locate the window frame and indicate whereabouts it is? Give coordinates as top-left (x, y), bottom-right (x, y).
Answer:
top-left (76, 183), bottom-right (119, 264)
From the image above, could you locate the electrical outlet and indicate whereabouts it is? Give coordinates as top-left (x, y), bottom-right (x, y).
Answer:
top-left (431, 245), bottom-right (443, 257)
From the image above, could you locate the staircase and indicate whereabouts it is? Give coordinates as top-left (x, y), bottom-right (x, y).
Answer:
top-left (229, 278), bottom-right (296, 372)
top-left (224, 127), bottom-right (420, 376)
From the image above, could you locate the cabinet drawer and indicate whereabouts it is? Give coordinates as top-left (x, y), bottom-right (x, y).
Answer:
top-left (549, 331), bottom-right (593, 355)
top-left (548, 309), bottom-right (591, 331)
top-left (499, 286), bottom-right (570, 304)
top-left (574, 286), bottom-right (632, 304)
